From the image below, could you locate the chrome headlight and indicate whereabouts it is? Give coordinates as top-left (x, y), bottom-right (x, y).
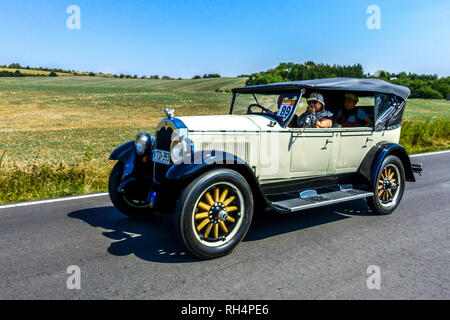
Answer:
top-left (170, 137), bottom-right (194, 163)
top-left (135, 132), bottom-right (153, 156)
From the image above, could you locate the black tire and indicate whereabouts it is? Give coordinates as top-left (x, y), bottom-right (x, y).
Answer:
top-left (108, 161), bottom-right (154, 219)
top-left (367, 155), bottom-right (405, 215)
top-left (174, 168), bottom-right (254, 259)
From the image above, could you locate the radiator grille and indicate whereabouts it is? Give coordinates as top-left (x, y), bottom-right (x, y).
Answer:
top-left (154, 127), bottom-right (173, 183)
top-left (200, 141), bottom-right (250, 162)
top-left (156, 127), bottom-right (173, 151)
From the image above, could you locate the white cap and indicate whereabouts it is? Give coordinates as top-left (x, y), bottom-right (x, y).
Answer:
top-left (307, 92), bottom-right (325, 106)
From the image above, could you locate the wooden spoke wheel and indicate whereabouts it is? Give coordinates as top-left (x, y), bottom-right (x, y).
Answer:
top-left (175, 169), bottom-right (253, 259)
top-left (193, 183), bottom-right (244, 246)
top-left (367, 155), bottom-right (405, 215)
top-left (377, 164), bottom-right (401, 206)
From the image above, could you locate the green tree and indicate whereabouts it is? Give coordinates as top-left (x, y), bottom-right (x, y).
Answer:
top-left (8, 62), bottom-right (22, 69)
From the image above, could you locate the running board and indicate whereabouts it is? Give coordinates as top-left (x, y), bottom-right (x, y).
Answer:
top-left (270, 189), bottom-right (373, 213)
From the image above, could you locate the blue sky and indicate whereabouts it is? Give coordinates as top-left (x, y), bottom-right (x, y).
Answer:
top-left (0, 0), bottom-right (449, 78)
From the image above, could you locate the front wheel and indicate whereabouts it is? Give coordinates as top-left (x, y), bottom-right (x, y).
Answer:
top-left (367, 155), bottom-right (405, 215)
top-left (108, 161), bottom-right (154, 219)
top-left (174, 169), bottom-right (254, 259)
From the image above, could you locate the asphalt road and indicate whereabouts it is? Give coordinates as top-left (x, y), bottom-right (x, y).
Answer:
top-left (0, 151), bottom-right (449, 299)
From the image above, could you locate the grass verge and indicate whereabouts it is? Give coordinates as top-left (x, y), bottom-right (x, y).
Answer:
top-left (399, 120), bottom-right (450, 154)
top-left (0, 159), bottom-right (113, 204)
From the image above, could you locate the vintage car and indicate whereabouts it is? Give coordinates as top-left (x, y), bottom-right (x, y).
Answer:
top-left (108, 77), bottom-right (423, 259)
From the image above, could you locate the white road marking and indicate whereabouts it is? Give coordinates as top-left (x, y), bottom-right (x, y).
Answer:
top-left (0, 193), bottom-right (109, 210)
top-left (410, 149), bottom-right (450, 158)
top-left (0, 149), bottom-right (448, 210)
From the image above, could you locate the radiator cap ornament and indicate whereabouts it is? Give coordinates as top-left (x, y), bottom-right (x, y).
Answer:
top-left (164, 108), bottom-right (175, 119)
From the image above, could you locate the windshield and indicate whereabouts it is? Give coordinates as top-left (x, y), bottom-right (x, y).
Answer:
top-left (230, 92), bottom-right (301, 126)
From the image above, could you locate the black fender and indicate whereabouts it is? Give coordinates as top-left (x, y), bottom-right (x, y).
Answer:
top-left (109, 140), bottom-right (136, 180)
top-left (165, 150), bottom-right (270, 207)
top-left (358, 142), bottom-right (415, 186)
top-left (109, 140), bottom-right (134, 161)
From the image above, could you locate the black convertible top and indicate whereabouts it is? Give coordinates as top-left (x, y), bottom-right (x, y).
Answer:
top-left (232, 77), bottom-right (411, 100)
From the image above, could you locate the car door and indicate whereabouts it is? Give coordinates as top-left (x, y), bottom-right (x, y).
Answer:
top-left (335, 127), bottom-right (374, 174)
top-left (288, 128), bottom-right (337, 178)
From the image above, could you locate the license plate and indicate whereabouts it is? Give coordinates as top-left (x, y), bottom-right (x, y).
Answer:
top-left (152, 149), bottom-right (171, 165)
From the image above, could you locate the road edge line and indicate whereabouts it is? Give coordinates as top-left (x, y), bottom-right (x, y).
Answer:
top-left (0, 192), bottom-right (109, 210)
top-left (409, 149), bottom-right (450, 158)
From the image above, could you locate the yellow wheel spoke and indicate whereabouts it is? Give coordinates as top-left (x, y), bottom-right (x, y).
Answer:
top-left (387, 169), bottom-right (391, 177)
top-left (195, 212), bottom-right (209, 220)
top-left (205, 192), bottom-right (215, 206)
top-left (225, 206), bottom-right (238, 213)
top-left (378, 185), bottom-right (383, 190)
top-left (219, 189), bottom-right (229, 203)
top-left (389, 171), bottom-right (395, 179)
top-left (226, 216), bottom-right (236, 223)
top-left (379, 179), bottom-right (384, 184)
top-left (197, 201), bottom-right (211, 212)
top-left (219, 221), bottom-right (228, 233)
top-left (214, 188), bottom-right (220, 202)
top-left (381, 172), bottom-right (385, 179)
top-left (223, 196), bottom-right (236, 207)
top-left (197, 218), bottom-right (210, 231)
top-left (388, 189), bottom-right (393, 198)
top-left (378, 189), bottom-right (384, 197)
top-left (391, 178), bottom-right (396, 183)
top-left (213, 223), bottom-right (219, 239)
top-left (204, 223), bottom-right (213, 238)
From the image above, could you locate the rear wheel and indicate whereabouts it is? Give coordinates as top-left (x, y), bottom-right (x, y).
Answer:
top-left (174, 169), bottom-right (253, 259)
top-left (108, 161), bottom-right (154, 219)
top-left (367, 155), bottom-right (405, 215)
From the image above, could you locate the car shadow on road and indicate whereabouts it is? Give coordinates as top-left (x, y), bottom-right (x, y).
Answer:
top-left (68, 207), bottom-right (195, 263)
top-left (68, 199), bottom-right (374, 263)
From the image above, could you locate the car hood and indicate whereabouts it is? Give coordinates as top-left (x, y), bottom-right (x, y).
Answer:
top-left (177, 115), bottom-right (265, 132)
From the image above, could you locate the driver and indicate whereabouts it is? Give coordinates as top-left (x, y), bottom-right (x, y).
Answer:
top-left (297, 92), bottom-right (333, 128)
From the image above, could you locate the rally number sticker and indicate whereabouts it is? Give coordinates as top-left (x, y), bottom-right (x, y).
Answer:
top-left (276, 98), bottom-right (296, 121)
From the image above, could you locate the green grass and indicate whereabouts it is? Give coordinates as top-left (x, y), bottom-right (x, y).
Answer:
top-left (0, 159), bottom-right (112, 203)
top-left (399, 120), bottom-right (450, 153)
top-left (402, 99), bottom-right (450, 121)
top-left (0, 77), bottom-right (448, 203)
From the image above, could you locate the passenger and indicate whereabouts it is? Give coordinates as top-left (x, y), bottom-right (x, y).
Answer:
top-left (297, 92), bottom-right (333, 128)
top-left (336, 93), bottom-right (374, 127)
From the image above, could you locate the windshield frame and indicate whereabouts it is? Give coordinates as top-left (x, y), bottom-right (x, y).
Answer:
top-left (229, 89), bottom-right (304, 128)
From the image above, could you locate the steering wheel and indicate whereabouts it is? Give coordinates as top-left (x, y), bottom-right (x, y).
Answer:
top-left (247, 104), bottom-right (272, 115)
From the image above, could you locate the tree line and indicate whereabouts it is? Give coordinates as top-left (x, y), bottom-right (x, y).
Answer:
top-left (375, 71), bottom-right (448, 99)
top-left (192, 74), bottom-right (222, 79)
top-left (0, 63), bottom-right (191, 80)
top-left (245, 62), bottom-right (449, 99)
